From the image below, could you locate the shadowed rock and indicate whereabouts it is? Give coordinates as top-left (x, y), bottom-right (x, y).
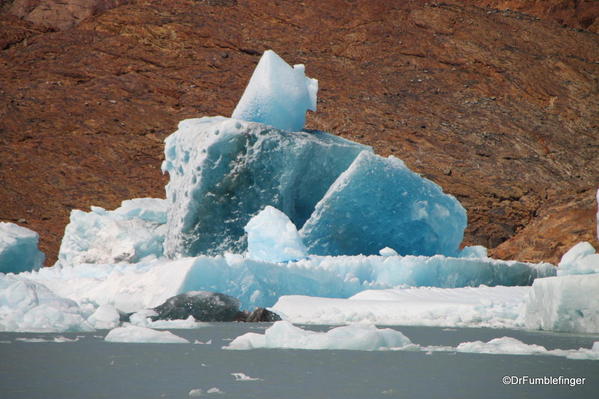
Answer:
top-left (151, 291), bottom-right (241, 322)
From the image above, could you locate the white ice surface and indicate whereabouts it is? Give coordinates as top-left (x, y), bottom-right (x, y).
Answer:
top-left (0, 274), bottom-right (91, 332)
top-left (226, 320), bottom-right (412, 351)
top-left (0, 222), bottom-right (45, 273)
top-left (104, 325), bottom-right (189, 343)
top-left (245, 206), bottom-right (307, 263)
top-left (57, 198), bottom-right (167, 266)
top-left (20, 252), bottom-right (553, 313)
top-left (87, 304), bottom-right (120, 330)
top-left (231, 50), bottom-right (317, 132)
top-left (524, 274), bottom-right (599, 333)
top-left (557, 242), bottom-right (599, 276)
top-left (271, 286), bottom-right (530, 328)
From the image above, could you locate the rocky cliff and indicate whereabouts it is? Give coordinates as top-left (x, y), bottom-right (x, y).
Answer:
top-left (1, 0), bottom-right (597, 265)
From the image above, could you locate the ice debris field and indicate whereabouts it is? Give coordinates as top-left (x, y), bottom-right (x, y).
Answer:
top-left (1, 50), bottom-right (599, 356)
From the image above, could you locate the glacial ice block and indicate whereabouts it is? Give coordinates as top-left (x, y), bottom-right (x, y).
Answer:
top-left (162, 117), bottom-right (369, 257)
top-left (105, 325), bottom-right (189, 343)
top-left (272, 286), bottom-right (531, 328)
top-left (0, 275), bottom-right (91, 332)
top-left (57, 198), bottom-right (167, 266)
top-left (245, 206), bottom-right (307, 263)
top-left (231, 50), bottom-right (318, 131)
top-left (524, 274), bottom-right (599, 333)
top-left (226, 321), bottom-right (412, 351)
top-left (300, 151), bottom-right (467, 256)
top-left (557, 242), bottom-right (599, 276)
top-left (0, 222), bottom-right (45, 273)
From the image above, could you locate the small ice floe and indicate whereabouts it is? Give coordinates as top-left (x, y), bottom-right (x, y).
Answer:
top-left (231, 372), bottom-right (263, 381)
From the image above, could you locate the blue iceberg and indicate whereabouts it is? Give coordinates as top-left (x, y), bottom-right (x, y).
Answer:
top-left (162, 117), bottom-right (368, 257)
top-left (300, 151), bottom-right (467, 256)
top-left (0, 222), bottom-right (45, 274)
top-left (232, 50), bottom-right (318, 132)
top-left (245, 206), bottom-right (307, 263)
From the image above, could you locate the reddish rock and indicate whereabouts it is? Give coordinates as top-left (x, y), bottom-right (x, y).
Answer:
top-left (9, 0), bottom-right (129, 30)
top-left (458, 0), bottom-right (599, 32)
top-left (0, 0), bottom-right (597, 265)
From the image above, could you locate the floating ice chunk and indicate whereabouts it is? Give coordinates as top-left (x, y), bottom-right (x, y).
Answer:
top-left (271, 286), bottom-right (530, 328)
top-left (226, 320), bottom-right (412, 351)
top-left (557, 242), bottom-right (599, 276)
top-left (459, 245), bottom-right (488, 259)
top-left (231, 373), bottom-right (263, 381)
top-left (87, 304), bottom-right (121, 330)
top-left (0, 222), bottom-right (45, 273)
top-left (456, 336), bottom-right (548, 355)
top-left (379, 247), bottom-right (398, 257)
top-left (245, 206), bottom-right (307, 263)
top-left (524, 274), bottom-right (599, 333)
top-left (300, 151), bottom-right (467, 257)
top-left (104, 325), bottom-right (189, 343)
top-left (162, 117), bottom-right (368, 257)
top-left (232, 50), bottom-right (317, 132)
top-left (0, 275), bottom-right (91, 332)
top-left (57, 198), bottom-right (167, 266)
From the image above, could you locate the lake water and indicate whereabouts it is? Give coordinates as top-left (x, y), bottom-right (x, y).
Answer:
top-left (1, 324), bottom-right (597, 399)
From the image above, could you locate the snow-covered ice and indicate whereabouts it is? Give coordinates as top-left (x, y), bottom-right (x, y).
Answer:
top-left (0, 222), bottom-right (45, 273)
top-left (557, 241), bottom-right (599, 276)
top-left (231, 50), bottom-right (317, 132)
top-left (162, 117), bottom-right (367, 258)
top-left (57, 198), bottom-right (167, 266)
top-left (104, 325), bottom-right (189, 343)
top-left (524, 274), bottom-right (599, 333)
top-left (271, 286), bottom-right (530, 328)
top-left (300, 151), bottom-right (467, 257)
top-left (226, 320), bottom-right (412, 351)
top-left (245, 206), bottom-right (307, 263)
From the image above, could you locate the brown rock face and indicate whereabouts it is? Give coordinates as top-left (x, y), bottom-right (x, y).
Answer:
top-left (458, 0), bottom-right (599, 32)
top-left (8, 0), bottom-right (129, 30)
top-left (0, 0), bottom-right (597, 265)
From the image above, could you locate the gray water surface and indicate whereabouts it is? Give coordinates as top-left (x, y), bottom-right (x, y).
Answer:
top-left (1, 324), bottom-right (597, 399)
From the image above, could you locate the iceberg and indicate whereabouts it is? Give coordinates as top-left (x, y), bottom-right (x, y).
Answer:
top-left (0, 275), bottom-right (91, 332)
top-left (22, 252), bottom-right (553, 311)
top-left (231, 50), bottom-right (318, 132)
top-left (245, 206), bottom-right (307, 263)
top-left (0, 222), bottom-right (45, 273)
top-left (57, 198), bottom-right (167, 266)
top-left (162, 117), bottom-right (368, 257)
top-left (104, 325), bottom-right (189, 343)
top-left (225, 320), bottom-right (412, 351)
top-left (271, 286), bottom-right (530, 328)
top-left (524, 274), bottom-right (599, 333)
top-left (557, 241), bottom-right (599, 276)
top-left (300, 151), bottom-right (467, 257)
